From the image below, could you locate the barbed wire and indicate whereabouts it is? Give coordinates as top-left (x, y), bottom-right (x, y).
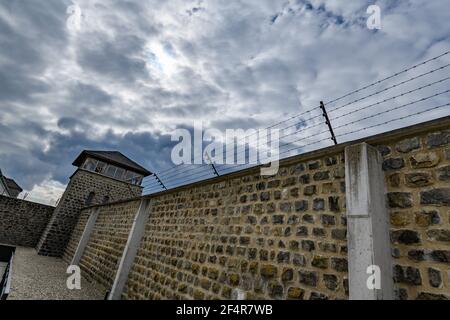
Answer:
top-left (329, 81), bottom-right (450, 122)
top-left (324, 50), bottom-right (450, 106)
top-left (142, 120), bottom-right (327, 189)
top-left (142, 117), bottom-right (325, 188)
top-left (334, 102), bottom-right (450, 140)
top-left (142, 50), bottom-right (450, 193)
top-left (328, 63), bottom-right (450, 113)
top-left (143, 87), bottom-right (448, 190)
top-left (219, 101), bottom-right (450, 174)
top-left (142, 105), bottom-right (321, 183)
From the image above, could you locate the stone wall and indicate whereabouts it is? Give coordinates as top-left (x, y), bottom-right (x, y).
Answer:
top-left (65, 200), bottom-right (141, 292)
top-left (37, 169), bottom-right (142, 257)
top-left (65, 118), bottom-right (450, 300)
top-left (378, 129), bottom-right (450, 300)
top-left (63, 208), bottom-right (91, 263)
top-left (122, 155), bottom-right (348, 300)
top-left (0, 196), bottom-right (54, 247)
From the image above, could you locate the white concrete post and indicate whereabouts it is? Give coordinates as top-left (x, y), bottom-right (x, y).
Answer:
top-left (71, 208), bottom-right (100, 266)
top-left (109, 198), bottom-right (152, 300)
top-left (345, 143), bottom-right (394, 300)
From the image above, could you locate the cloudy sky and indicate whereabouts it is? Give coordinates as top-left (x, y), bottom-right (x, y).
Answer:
top-left (0, 0), bottom-right (449, 205)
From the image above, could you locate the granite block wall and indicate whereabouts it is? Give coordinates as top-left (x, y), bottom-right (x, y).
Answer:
top-left (63, 208), bottom-right (91, 264)
top-left (122, 153), bottom-right (348, 300)
top-left (70, 200), bottom-right (141, 291)
top-left (0, 195), bottom-right (54, 247)
top-left (377, 129), bottom-right (450, 300)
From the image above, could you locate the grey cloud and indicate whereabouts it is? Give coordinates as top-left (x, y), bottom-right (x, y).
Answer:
top-left (69, 82), bottom-right (114, 106)
top-left (0, 0), bottom-right (70, 104)
top-left (157, 104), bottom-right (218, 118)
top-left (77, 37), bottom-right (150, 83)
top-left (0, 66), bottom-right (51, 104)
top-left (209, 117), bottom-right (263, 131)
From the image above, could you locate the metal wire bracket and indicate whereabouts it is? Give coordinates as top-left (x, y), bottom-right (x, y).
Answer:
top-left (205, 152), bottom-right (220, 177)
top-left (154, 173), bottom-right (167, 190)
top-left (320, 101), bottom-right (338, 145)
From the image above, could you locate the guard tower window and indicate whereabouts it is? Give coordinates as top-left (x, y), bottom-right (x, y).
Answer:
top-left (75, 151), bottom-right (150, 186)
top-left (85, 192), bottom-right (95, 206)
top-left (124, 171), bottom-right (134, 181)
top-left (0, 182), bottom-right (6, 196)
top-left (124, 171), bottom-right (143, 186)
top-left (83, 158), bottom-right (97, 171)
top-left (132, 175), bottom-right (143, 185)
top-left (95, 161), bottom-right (107, 174)
top-left (105, 165), bottom-right (117, 178)
top-left (114, 167), bottom-right (125, 180)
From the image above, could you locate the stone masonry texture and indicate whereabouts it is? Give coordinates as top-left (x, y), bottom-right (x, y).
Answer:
top-left (65, 200), bottom-right (141, 291)
top-left (37, 169), bottom-right (142, 257)
top-left (63, 208), bottom-right (90, 264)
top-left (65, 119), bottom-right (450, 300)
top-left (379, 128), bottom-right (450, 300)
top-left (77, 154), bottom-right (348, 300)
top-left (0, 195), bottom-right (54, 247)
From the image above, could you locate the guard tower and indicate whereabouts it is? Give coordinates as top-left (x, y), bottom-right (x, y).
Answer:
top-left (37, 150), bottom-right (151, 257)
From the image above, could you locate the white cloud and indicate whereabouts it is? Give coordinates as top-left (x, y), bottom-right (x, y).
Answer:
top-left (22, 178), bottom-right (66, 206)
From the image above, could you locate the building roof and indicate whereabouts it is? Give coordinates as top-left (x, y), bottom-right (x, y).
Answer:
top-left (0, 169), bottom-right (11, 196)
top-left (72, 150), bottom-right (152, 176)
top-left (5, 177), bottom-right (23, 192)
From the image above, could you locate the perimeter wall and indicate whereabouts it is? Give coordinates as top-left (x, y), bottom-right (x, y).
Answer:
top-left (65, 117), bottom-right (450, 300)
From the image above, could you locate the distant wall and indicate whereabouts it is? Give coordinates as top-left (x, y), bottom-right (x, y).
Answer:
top-left (37, 169), bottom-right (142, 257)
top-left (0, 196), bottom-right (54, 247)
top-left (65, 117), bottom-right (450, 300)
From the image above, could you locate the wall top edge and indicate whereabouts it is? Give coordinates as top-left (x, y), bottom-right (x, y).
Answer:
top-left (82, 115), bottom-right (450, 210)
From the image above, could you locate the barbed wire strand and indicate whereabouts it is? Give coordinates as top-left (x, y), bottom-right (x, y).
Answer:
top-left (328, 63), bottom-right (450, 113)
top-left (143, 117), bottom-right (326, 186)
top-left (145, 100), bottom-right (450, 191)
top-left (143, 51), bottom-right (450, 192)
top-left (325, 50), bottom-right (450, 106)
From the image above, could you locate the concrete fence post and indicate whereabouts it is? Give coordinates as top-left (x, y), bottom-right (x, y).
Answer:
top-left (345, 143), bottom-right (394, 300)
top-left (108, 198), bottom-right (152, 300)
top-left (71, 207), bottom-right (100, 266)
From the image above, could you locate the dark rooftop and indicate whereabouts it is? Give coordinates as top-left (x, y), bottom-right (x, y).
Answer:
top-left (72, 150), bottom-right (152, 176)
top-left (5, 177), bottom-right (23, 192)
